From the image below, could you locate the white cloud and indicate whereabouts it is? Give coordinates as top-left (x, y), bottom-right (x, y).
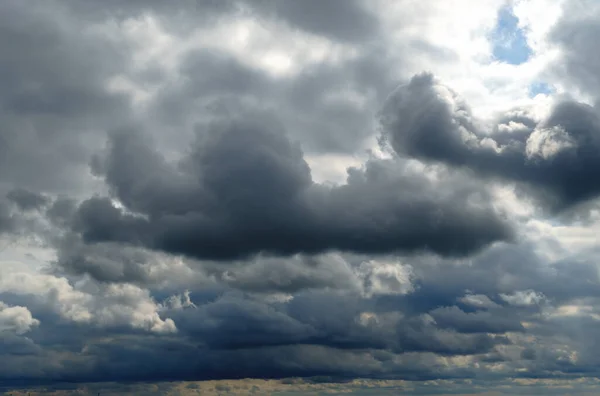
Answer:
top-left (0, 273), bottom-right (176, 333)
top-left (356, 259), bottom-right (415, 298)
top-left (525, 126), bottom-right (575, 159)
top-left (501, 290), bottom-right (546, 306)
top-left (0, 301), bottom-right (39, 335)
top-left (459, 293), bottom-right (500, 309)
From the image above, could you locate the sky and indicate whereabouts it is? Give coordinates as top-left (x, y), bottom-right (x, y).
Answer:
top-left (4, 0), bottom-right (600, 394)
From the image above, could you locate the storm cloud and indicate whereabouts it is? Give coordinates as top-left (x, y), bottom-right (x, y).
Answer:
top-left (70, 117), bottom-right (512, 261)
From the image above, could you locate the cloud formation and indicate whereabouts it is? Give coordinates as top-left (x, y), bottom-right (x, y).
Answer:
top-left (72, 118), bottom-right (511, 261)
top-left (381, 72), bottom-right (600, 211)
top-left (2, 0), bottom-right (600, 394)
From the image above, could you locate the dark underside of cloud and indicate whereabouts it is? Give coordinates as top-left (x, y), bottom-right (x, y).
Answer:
top-left (70, 116), bottom-right (512, 261)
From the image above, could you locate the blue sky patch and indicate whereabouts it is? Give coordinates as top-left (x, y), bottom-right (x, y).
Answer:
top-left (491, 5), bottom-right (532, 65)
top-left (529, 81), bottom-right (554, 96)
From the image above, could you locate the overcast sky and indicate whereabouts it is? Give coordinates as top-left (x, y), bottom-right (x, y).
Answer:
top-left (3, 0), bottom-right (600, 394)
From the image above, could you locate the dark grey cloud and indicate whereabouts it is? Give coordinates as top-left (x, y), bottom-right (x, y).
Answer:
top-left (0, 202), bottom-right (16, 235)
top-left (64, 0), bottom-right (240, 36)
top-left (0, 288), bottom-right (509, 385)
top-left (70, 116), bottom-right (511, 261)
top-left (549, 3), bottom-right (600, 100)
top-left (148, 45), bottom-right (399, 155)
top-left (403, 243), bottom-right (584, 310)
top-left (6, 189), bottom-right (49, 212)
top-left (52, 231), bottom-right (358, 292)
top-left (0, 1), bottom-right (130, 196)
top-left (54, 240), bottom-right (158, 285)
top-left (208, 255), bottom-right (359, 294)
top-left (381, 73), bottom-right (600, 211)
top-left (167, 289), bottom-right (510, 357)
top-left (278, 48), bottom-right (398, 153)
top-left (45, 197), bottom-right (78, 229)
top-left (252, 0), bottom-right (380, 43)
top-left (2, 238), bottom-right (600, 385)
top-left (429, 305), bottom-right (525, 334)
top-left (55, 1), bottom-right (396, 155)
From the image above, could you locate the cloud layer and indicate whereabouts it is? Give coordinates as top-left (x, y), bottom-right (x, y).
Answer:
top-left (2, 0), bottom-right (600, 394)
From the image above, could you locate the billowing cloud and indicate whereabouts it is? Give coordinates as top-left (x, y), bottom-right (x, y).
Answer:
top-left (0, 273), bottom-right (175, 333)
top-left (71, 119), bottom-right (511, 261)
top-left (0, 301), bottom-right (39, 335)
top-left (381, 72), bottom-right (600, 211)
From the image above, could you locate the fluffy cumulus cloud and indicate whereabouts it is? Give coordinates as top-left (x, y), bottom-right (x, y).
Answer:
top-left (0, 301), bottom-right (39, 335)
top-left (4, 0), bottom-right (600, 394)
